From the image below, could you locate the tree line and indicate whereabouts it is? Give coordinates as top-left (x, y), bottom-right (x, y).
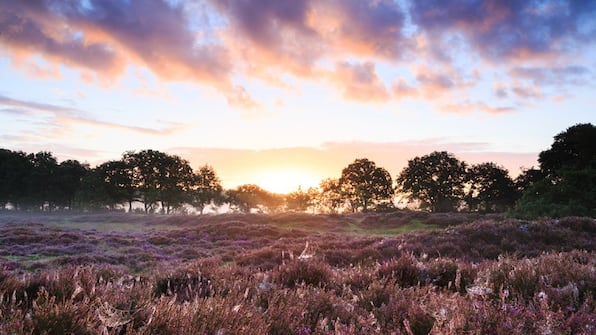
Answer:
top-left (0, 123), bottom-right (594, 218)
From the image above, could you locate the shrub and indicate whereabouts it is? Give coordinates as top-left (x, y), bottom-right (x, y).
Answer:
top-left (26, 291), bottom-right (93, 335)
top-left (426, 258), bottom-right (458, 289)
top-left (274, 259), bottom-right (332, 288)
top-left (154, 272), bottom-right (212, 302)
top-left (377, 254), bottom-right (422, 287)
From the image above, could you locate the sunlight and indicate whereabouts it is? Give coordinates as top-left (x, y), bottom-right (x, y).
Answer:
top-left (253, 169), bottom-right (321, 194)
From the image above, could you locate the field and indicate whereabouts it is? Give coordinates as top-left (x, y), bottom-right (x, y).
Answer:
top-left (0, 212), bottom-right (594, 334)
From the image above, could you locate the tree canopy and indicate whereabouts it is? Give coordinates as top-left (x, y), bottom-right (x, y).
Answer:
top-left (191, 165), bottom-right (223, 214)
top-left (465, 162), bottom-right (517, 213)
top-left (339, 158), bottom-right (393, 212)
top-left (396, 151), bottom-right (468, 212)
top-left (538, 123), bottom-right (596, 175)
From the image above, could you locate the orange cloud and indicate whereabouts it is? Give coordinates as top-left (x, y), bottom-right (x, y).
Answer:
top-left (2, 0), bottom-right (593, 112)
top-left (331, 62), bottom-right (390, 102)
top-left (0, 1), bottom-right (235, 100)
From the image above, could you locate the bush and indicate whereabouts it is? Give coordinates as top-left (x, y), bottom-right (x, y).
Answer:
top-left (377, 254), bottom-right (422, 287)
top-left (275, 259), bottom-right (332, 288)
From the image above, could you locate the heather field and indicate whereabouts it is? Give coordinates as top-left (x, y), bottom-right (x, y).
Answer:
top-left (0, 212), bottom-right (594, 334)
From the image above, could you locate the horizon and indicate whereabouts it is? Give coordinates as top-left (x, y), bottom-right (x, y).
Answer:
top-left (1, 1), bottom-right (595, 193)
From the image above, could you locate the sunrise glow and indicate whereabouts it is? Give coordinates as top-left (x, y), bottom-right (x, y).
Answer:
top-left (251, 169), bottom-right (321, 194)
top-left (0, 1), bottom-right (594, 189)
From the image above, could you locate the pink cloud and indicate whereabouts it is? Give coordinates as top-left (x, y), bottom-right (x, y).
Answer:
top-left (440, 101), bottom-right (516, 115)
top-left (331, 62), bottom-right (390, 102)
top-left (0, 94), bottom-right (185, 136)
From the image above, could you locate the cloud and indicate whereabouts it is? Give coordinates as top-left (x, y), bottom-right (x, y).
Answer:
top-left (0, 1), bottom-right (233, 94)
top-left (511, 84), bottom-right (542, 99)
top-left (415, 67), bottom-right (455, 96)
top-left (510, 65), bottom-right (591, 86)
top-left (0, 2), bottom-right (123, 77)
top-left (0, 94), bottom-right (184, 136)
top-left (410, 0), bottom-right (596, 61)
top-left (315, 0), bottom-right (408, 58)
top-left (413, 65), bottom-right (478, 98)
top-left (493, 82), bottom-right (508, 98)
top-left (0, 95), bottom-right (80, 115)
top-left (440, 101), bottom-right (516, 115)
top-left (332, 62), bottom-right (390, 102)
top-left (213, 0), bottom-right (408, 63)
top-left (1, 0), bottom-right (594, 111)
top-left (392, 78), bottom-right (418, 99)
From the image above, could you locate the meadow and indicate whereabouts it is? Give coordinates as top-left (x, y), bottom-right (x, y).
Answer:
top-left (0, 212), bottom-right (594, 334)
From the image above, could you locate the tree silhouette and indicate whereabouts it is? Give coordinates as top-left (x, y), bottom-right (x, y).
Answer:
top-left (226, 184), bottom-right (272, 213)
top-left (0, 149), bottom-right (31, 210)
top-left (191, 165), bottom-right (223, 214)
top-left (513, 166), bottom-right (596, 218)
top-left (74, 167), bottom-right (112, 210)
top-left (514, 167), bottom-right (544, 195)
top-left (396, 151), bottom-right (467, 212)
top-left (124, 150), bottom-right (194, 214)
top-left (98, 160), bottom-right (137, 211)
top-left (317, 178), bottom-right (344, 213)
top-left (27, 151), bottom-right (58, 210)
top-left (339, 158), bottom-right (393, 212)
top-left (539, 123), bottom-right (596, 175)
top-left (53, 160), bottom-right (88, 210)
top-left (513, 123), bottom-right (596, 218)
top-left (285, 186), bottom-right (313, 212)
top-left (465, 162), bottom-right (517, 213)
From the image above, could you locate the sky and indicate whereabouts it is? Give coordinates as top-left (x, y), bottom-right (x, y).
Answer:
top-left (0, 0), bottom-right (595, 193)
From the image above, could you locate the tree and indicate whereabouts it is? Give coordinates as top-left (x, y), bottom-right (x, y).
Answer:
top-left (156, 154), bottom-right (194, 214)
top-left (513, 123), bottom-right (596, 219)
top-left (124, 150), bottom-right (160, 213)
top-left (465, 162), bottom-right (517, 213)
top-left (515, 167), bottom-right (545, 194)
top-left (512, 165), bottom-right (596, 219)
top-left (225, 184), bottom-right (273, 213)
top-left (124, 150), bottom-right (194, 214)
top-left (74, 167), bottom-right (113, 210)
top-left (191, 165), bottom-right (223, 214)
top-left (339, 158), bottom-right (394, 212)
top-left (317, 178), bottom-right (344, 213)
top-left (538, 123), bottom-right (596, 175)
top-left (52, 160), bottom-right (88, 210)
top-left (98, 159), bottom-right (137, 211)
top-left (26, 151), bottom-right (58, 211)
top-left (0, 149), bottom-right (31, 210)
top-left (396, 151), bottom-right (467, 212)
top-left (285, 186), bottom-right (313, 212)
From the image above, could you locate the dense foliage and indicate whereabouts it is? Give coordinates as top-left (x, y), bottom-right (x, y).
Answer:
top-left (339, 158), bottom-right (394, 212)
top-left (396, 151), bottom-right (468, 212)
top-left (512, 123), bottom-right (596, 219)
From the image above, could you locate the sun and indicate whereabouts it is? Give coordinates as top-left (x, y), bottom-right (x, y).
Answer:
top-left (253, 169), bottom-right (321, 194)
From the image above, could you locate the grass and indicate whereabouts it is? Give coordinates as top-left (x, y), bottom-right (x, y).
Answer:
top-left (0, 212), bottom-right (594, 334)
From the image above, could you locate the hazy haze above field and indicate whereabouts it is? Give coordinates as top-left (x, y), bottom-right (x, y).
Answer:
top-left (1, 0), bottom-right (595, 192)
